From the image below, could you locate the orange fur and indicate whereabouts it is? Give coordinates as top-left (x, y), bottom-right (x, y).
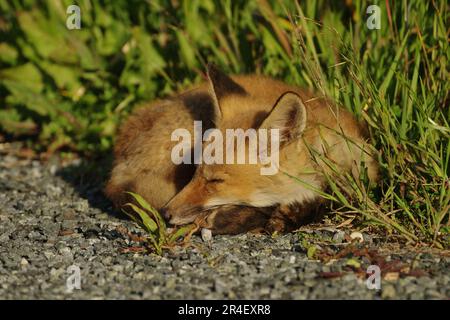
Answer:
top-left (106, 66), bottom-right (378, 234)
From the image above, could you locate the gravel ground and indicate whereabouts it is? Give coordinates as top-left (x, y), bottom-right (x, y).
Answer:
top-left (0, 150), bottom-right (448, 300)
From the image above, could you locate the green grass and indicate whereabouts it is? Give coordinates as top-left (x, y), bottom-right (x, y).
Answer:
top-left (0, 0), bottom-right (448, 247)
top-left (123, 192), bottom-right (196, 255)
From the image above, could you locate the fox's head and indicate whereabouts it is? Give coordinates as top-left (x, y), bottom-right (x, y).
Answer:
top-left (162, 65), bottom-right (320, 226)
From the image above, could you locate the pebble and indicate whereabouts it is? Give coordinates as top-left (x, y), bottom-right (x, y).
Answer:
top-left (381, 284), bottom-right (396, 299)
top-left (332, 230), bottom-right (346, 243)
top-left (201, 228), bottom-right (212, 242)
top-left (350, 231), bottom-right (364, 243)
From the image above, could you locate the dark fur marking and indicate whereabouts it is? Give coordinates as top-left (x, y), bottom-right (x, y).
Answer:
top-left (207, 63), bottom-right (248, 100)
top-left (172, 161), bottom-right (196, 192)
top-left (265, 200), bottom-right (326, 233)
top-left (209, 206), bottom-right (273, 235)
top-left (182, 91), bottom-right (216, 130)
top-left (252, 111), bottom-right (269, 128)
top-left (204, 199), bottom-right (327, 235)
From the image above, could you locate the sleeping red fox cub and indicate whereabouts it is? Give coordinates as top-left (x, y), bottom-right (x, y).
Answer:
top-left (105, 64), bottom-right (378, 234)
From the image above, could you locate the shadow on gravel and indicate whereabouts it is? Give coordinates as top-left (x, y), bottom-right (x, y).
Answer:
top-left (57, 155), bottom-right (127, 220)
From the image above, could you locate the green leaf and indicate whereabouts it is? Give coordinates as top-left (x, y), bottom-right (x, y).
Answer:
top-left (134, 27), bottom-right (166, 73)
top-left (124, 203), bottom-right (158, 233)
top-left (307, 245), bottom-right (317, 259)
top-left (379, 33), bottom-right (409, 100)
top-left (2, 80), bottom-right (53, 116)
top-left (0, 63), bottom-right (43, 93)
top-left (346, 258), bottom-right (361, 269)
top-left (17, 10), bottom-right (76, 64)
top-left (0, 43), bottom-right (18, 65)
top-left (126, 192), bottom-right (167, 238)
top-left (0, 109), bottom-right (37, 135)
top-left (122, 209), bottom-right (161, 255)
top-left (17, 10), bottom-right (58, 59)
top-left (168, 224), bottom-right (196, 244)
top-left (176, 30), bottom-right (197, 69)
top-left (39, 62), bottom-right (82, 96)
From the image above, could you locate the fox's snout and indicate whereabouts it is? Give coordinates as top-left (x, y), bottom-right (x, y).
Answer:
top-left (159, 207), bottom-right (171, 221)
top-left (160, 207), bottom-right (195, 225)
top-left (161, 204), bottom-right (202, 225)
top-left (160, 171), bottom-right (219, 225)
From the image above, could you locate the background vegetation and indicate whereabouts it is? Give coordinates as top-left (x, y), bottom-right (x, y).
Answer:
top-left (0, 0), bottom-right (448, 246)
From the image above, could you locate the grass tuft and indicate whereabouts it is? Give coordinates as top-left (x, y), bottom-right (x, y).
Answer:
top-left (122, 192), bottom-right (197, 255)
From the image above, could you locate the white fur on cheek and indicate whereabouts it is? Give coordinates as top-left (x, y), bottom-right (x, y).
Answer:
top-left (248, 181), bottom-right (320, 207)
top-left (204, 177), bottom-right (322, 209)
top-left (204, 197), bottom-right (240, 208)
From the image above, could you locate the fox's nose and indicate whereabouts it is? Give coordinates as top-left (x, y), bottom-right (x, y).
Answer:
top-left (159, 207), bottom-right (172, 222)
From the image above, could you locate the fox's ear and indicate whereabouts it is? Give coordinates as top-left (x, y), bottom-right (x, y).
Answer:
top-left (206, 63), bottom-right (247, 121)
top-left (259, 92), bottom-right (307, 144)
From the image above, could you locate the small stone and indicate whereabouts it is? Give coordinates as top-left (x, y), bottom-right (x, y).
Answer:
top-left (259, 287), bottom-right (270, 295)
top-left (75, 200), bottom-right (89, 212)
top-left (165, 278), bottom-right (176, 289)
top-left (384, 272), bottom-right (399, 281)
top-left (332, 230), bottom-right (346, 243)
top-left (350, 231), bottom-right (364, 243)
top-left (304, 279), bottom-right (316, 287)
top-left (425, 289), bottom-right (443, 299)
top-left (49, 164), bottom-right (58, 175)
top-left (381, 284), bottom-right (396, 299)
top-left (62, 220), bottom-right (77, 230)
top-left (214, 279), bottom-right (228, 294)
top-left (410, 291), bottom-right (424, 299)
top-left (201, 228), bottom-right (212, 242)
top-left (58, 247), bottom-right (71, 255)
top-left (112, 265), bottom-right (124, 273)
top-left (20, 258), bottom-right (29, 266)
top-left (46, 185), bottom-right (62, 197)
top-left (43, 251), bottom-right (55, 260)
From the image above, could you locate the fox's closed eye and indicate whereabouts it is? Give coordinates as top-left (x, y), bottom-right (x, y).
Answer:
top-left (207, 178), bottom-right (225, 183)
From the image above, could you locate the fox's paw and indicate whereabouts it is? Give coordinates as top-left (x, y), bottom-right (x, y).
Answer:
top-left (264, 217), bottom-right (288, 234)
